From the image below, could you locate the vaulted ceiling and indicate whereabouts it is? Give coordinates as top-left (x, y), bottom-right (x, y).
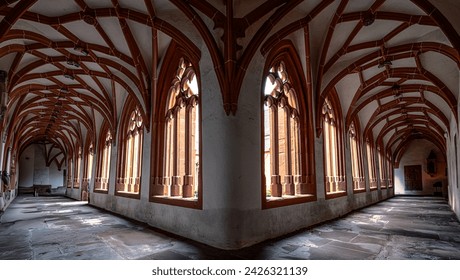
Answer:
top-left (0, 0), bottom-right (458, 166)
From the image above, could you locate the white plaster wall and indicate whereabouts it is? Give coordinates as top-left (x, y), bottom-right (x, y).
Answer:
top-left (49, 161), bottom-right (64, 188)
top-left (394, 139), bottom-right (448, 196)
top-left (89, 46), bottom-right (242, 249)
top-left (18, 144), bottom-right (63, 188)
top-left (18, 145), bottom-right (34, 187)
top-left (215, 39), bottom-right (396, 249)
top-left (447, 79), bottom-right (460, 219)
top-left (0, 142), bottom-right (4, 173)
top-left (86, 25), bottom-right (398, 250)
top-left (33, 144), bottom-right (49, 185)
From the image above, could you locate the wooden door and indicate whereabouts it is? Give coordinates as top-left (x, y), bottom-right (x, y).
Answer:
top-left (404, 165), bottom-right (422, 190)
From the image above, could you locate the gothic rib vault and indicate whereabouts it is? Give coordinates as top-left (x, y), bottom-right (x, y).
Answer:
top-left (0, 0), bottom-right (459, 250)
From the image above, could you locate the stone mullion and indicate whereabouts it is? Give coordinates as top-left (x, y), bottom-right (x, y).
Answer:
top-left (351, 136), bottom-right (357, 188)
top-left (132, 130), bottom-right (141, 193)
top-left (291, 116), bottom-right (300, 194)
top-left (283, 106), bottom-right (294, 195)
top-left (337, 123), bottom-right (345, 192)
top-left (125, 134), bottom-right (133, 192)
top-left (100, 146), bottom-right (105, 189)
top-left (294, 117), bottom-right (307, 194)
top-left (126, 135), bottom-right (132, 192)
top-left (183, 100), bottom-right (194, 198)
top-left (192, 104), bottom-right (198, 194)
top-left (105, 143), bottom-right (111, 189)
top-left (354, 137), bottom-right (362, 188)
top-left (269, 101), bottom-right (282, 197)
top-left (137, 131), bottom-right (143, 192)
top-left (357, 138), bottom-right (364, 185)
top-left (324, 118), bottom-right (331, 193)
top-left (330, 121), bottom-right (338, 192)
top-left (101, 145), bottom-right (107, 189)
top-left (163, 117), bottom-right (172, 195)
top-left (171, 107), bottom-right (181, 196)
top-left (329, 122), bottom-right (334, 192)
top-left (367, 143), bottom-right (377, 188)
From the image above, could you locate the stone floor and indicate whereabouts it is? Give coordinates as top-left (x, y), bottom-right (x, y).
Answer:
top-left (1, 195), bottom-right (460, 260)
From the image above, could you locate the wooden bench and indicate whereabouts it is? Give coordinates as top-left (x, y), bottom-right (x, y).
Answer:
top-left (33, 185), bottom-right (52, 196)
top-left (18, 185), bottom-right (52, 196)
top-left (18, 187), bottom-right (35, 195)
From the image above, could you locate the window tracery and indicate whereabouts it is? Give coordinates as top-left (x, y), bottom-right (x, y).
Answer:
top-left (161, 58), bottom-right (200, 199)
top-left (263, 61), bottom-right (303, 198)
top-left (366, 138), bottom-right (378, 190)
top-left (349, 123), bottom-right (365, 191)
top-left (95, 131), bottom-right (112, 192)
top-left (116, 108), bottom-right (143, 195)
top-left (322, 97), bottom-right (346, 196)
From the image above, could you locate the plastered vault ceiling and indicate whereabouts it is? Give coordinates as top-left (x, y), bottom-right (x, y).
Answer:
top-left (0, 0), bottom-right (458, 166)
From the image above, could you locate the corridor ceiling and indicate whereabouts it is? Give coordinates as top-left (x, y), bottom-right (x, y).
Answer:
top-left (0, 0), bottom-right (459, 167)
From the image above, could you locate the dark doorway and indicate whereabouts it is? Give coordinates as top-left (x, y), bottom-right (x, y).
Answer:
top-left (404, 165), bottom-right (422, 190)
top-left (63, 169), bottom-right (66, 188)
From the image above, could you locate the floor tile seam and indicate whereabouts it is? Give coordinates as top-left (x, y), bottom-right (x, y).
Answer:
top-left (96, 234), bottom-right (132, 260)
top-left (326, 242), bottom-right (377, 254)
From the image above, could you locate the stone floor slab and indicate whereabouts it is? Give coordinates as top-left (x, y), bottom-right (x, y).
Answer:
top-left (1, 195), bottom-right (460, 260)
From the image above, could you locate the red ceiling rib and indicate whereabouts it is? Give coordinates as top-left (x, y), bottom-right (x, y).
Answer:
top-left (0, 0), bottom-right (458, 172)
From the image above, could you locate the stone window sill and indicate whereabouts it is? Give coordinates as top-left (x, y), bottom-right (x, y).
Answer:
top-left (150, 195), bottom-right (202, 209)
top-left (325, 190), bottom-right (347, 199)
top-left (263, 194), bottom-right (316, 209)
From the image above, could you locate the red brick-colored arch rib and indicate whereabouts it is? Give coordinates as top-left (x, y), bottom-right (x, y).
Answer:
top-left (11, 69), bottom-right (147, 125)
top-left (17, 137), bottom-right (66, 165)
top-left (319, 42), bottom-right (458, 105)
top-left (15, 125), bottom-right (74, 157)
top-left (7, 85), bottom-right (112, 129)
top-left (6, 95), bottom-right (92, 160)
top-left (15, 115), bottom-right (82, 146)
top-left (24, 100), bottom-right (93, 132)
top-left (260, 0), bottom-right (335, 56)
top-left (2, 31), bottom-right (149, 122)
top-left (348, 84), bottom-right (456, 129)
top-left (392, 134), bottom-right (446, 168)
top-left (380, 115), bottom-right (444, 138)
top-left (316, 0), bottom-right (460, 106)
top-left (411, 0), bottom-right (460, 51)
top-left (375, 119), bottom-right (445, 153)
top-left (364, 105), bottom-right (449, 140)
top-left (349, 66), bottom-right (457, 108)
top-left (150, 40), bottom-right (202, 208)
top-left (0, 30), bottom-right (134, 66)
top-left (324, 11), bottom-right (438, 73)
top-left (0, 0), bottom-right (37, 38)
top-left (389, 127), bottom-right (446, 154)
top-left (172, 0), bottom-right (315, 115)
top-left (8, 52), bottom-right (142, 99)
top-left (261, 39), bottom-right (317, 207)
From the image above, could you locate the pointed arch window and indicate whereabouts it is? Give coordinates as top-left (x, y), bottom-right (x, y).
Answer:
top-left (455, 134), bottom-right (458, 189)
top-left (86, 143), bottom-right (94, 182)
top-left (261, 45), bottom-right (317, 209)
top-left (67, 158), bottom-right (73, 188)
top-left (322, 97), bottom-right (346, 197)
top-left (349, 123), bottom-right (365, 191)
top-left (377, 146), bottom-right (387, 189)
top-left (366, 138), bottom-right (378, 190)
top-left (73, 147), bottom-right (82, 189)
top-left (95, 130), bottom-right (112, 192)
top-left (150, 44), bottom-right (202, 209)
top-left (386, 151), bottom-right (393, 188)
top-left (116, 107), bottom-right (144, 197)
top-left (264, 61), bottom-right (302, 198)
top-left (83, 142), bottom-right (94, 186)
top-left (161, 58), bottom-right (200, 199)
